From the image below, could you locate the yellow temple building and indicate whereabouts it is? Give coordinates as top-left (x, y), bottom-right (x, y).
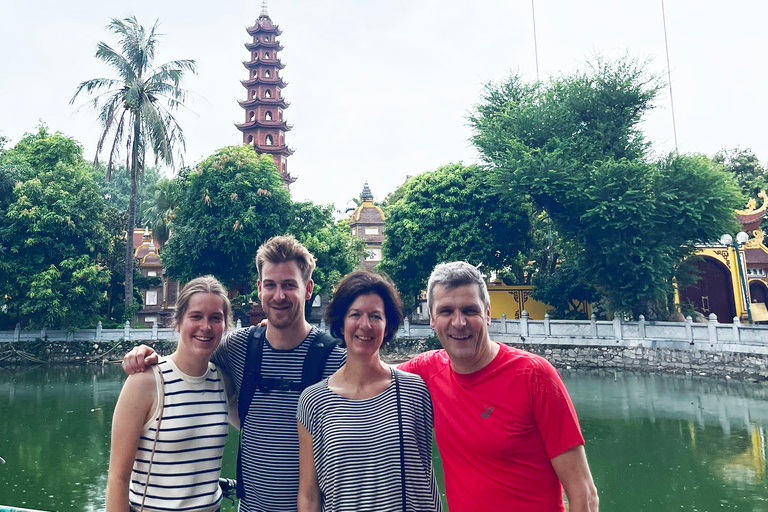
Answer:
top-left (681, 191), bottom-right (768, 323)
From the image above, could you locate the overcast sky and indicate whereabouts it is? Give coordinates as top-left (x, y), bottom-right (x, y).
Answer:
top-left (1, 0), bottom-right (766, 211)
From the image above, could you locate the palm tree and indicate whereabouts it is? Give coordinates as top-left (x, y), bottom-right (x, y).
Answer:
top-left (71, 16), bottom-right (196, 313)
top-left (141, 176), bottom-right (181, 249)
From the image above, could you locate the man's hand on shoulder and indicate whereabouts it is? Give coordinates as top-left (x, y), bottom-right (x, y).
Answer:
top-left (122, 344), bottom-right (159, 375)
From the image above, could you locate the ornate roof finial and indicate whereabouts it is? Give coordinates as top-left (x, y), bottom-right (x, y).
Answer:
top-left (260, 0), bottom-right (269, 16)
top-left (361, 181), bottom-right (373, 201)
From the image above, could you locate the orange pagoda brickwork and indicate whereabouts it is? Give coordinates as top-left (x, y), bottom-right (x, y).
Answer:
top-left (236, 3), bottom-right (296, 186)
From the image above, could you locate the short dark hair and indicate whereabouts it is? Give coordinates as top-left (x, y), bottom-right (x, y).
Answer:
top-left (327, 270), bottom-right (403, 347)
top-left (256, 235), bottom-right (316, 283)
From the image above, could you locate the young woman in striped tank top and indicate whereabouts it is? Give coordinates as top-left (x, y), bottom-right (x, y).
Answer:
top-left (106, 275), bottom-right (233, 512)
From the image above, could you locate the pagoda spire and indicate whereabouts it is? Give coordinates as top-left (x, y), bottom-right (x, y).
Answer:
top-left (236, 7), bottom-right (296, 187)
top-left (361, 181), bottom-right (373, 201)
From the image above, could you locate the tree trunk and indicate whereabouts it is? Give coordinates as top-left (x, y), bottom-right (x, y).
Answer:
top-left (124, 122), bottom-right (141, 315)
top-left (124, 167), bottom-right (137, 313)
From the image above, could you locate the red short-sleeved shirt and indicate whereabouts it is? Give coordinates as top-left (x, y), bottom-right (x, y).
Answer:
top-left (399, 343), bottom-right (584, 512)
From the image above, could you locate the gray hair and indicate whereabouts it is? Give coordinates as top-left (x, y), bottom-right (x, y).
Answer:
top-left (426, 261), bottom-right (490, 313)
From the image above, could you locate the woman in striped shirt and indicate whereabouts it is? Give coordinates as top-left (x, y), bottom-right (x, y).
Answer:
top-left (107, 276), bottom-right (233, 512)
top-left (297, 271), bottom-right (442, 512)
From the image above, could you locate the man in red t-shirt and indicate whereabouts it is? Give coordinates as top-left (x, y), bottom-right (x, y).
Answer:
top-left (399, 261), bottom-right (598, 512)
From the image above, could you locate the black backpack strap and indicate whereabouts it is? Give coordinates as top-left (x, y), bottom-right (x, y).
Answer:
top-left (301, 331), bottom-right (339, 389)
top-left (236, 325), bottom-right (266, 499)
top-left (238, 325), bottom-right (267, 426)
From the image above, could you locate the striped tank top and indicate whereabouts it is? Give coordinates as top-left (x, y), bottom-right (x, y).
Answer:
top-left (128, 356), bottom-right (229, 512)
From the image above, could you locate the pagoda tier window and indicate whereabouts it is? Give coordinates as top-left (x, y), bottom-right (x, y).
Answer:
top-left (265, 90), bottom-right (272, 98)
top-left (250, 90), bottom-right (256, 99)
top-left (265, 135), bottom-right (273, 145)
top-left (249, 111), bottom-right (255, 121)
top-left (264, 52), bottom-right (271, 59)
top-left (247, 135), bottom-right (254, 143)
top-left (252, 70), bottom-right (257, 79)
top-left (265, 111), bottom-right (272, 121)
top-left (265, 70), bottom-right (271, 78)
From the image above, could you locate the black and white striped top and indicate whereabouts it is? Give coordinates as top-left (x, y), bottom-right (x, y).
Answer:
top-left (297, 369), bottom-right (442, 512)
top-left (212, 327), bottom-right (346, 512)
top-left (128, 357), bottom-right (228, 512)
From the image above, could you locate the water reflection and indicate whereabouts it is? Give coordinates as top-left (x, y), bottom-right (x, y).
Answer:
top-left (562, 370), bottom-right (768, 511)
top-left (1, 366), bottom-right (767, 512)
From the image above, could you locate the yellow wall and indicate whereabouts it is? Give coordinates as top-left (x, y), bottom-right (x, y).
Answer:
top-left (487, 284), bottom-right (586, 320)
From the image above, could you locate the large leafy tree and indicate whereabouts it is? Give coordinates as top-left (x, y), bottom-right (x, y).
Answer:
top-left (71, 16), bottom-right (196, 313)
top-left (162, 146), bottom-right (292, 289)
top-left (288, 201), bottom-right (366, 318)
top-left (379, 162), bottom-right (530, 311)
top-left (0, 127), bottom-right (110, 328)
top-left (471, 56), bottom-right (741, 318)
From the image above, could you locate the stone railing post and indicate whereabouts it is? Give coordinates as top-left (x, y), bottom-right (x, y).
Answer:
top-left (685, 316), bottom-right (693, 345)
top-left (502, 313), bottom-right (507, 334)
top-left (544, 313), bottom-right (551, 336)
top-left (590, 314), bottom-right (597, 338)
top-left (41, 327), bottom-right (47, 340)
top-left (14, 323), bottom-right (20, 342)
top-left (638, 315), bottom-right (646, 339)
top-left (613, 313), bottom-right (622, 341)
top-left (236, 319), bottom-right (242, 330)
top-left (521, 310), bottom-right (529, 338)
top-left (732, 317), bottom-right (741, 343)
top-left (124, 320), bottom-right (131, 340)
top-left (96, 321), bottom-right (103, 341)
top-left (404, 316), bottom-right (410, 336)
top-left (319, 318), bottom-right (326, 332)
top-left (152, 320), bottom-right (158, 340)
top-left (708, 313), bottom-right (718, 344)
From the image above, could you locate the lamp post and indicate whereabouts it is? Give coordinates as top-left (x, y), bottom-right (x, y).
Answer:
top-left (720, 232), bottom-right (752, 324)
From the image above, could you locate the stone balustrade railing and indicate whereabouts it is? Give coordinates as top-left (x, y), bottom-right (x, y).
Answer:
top-left (2, 312), bottom-right (766, 354)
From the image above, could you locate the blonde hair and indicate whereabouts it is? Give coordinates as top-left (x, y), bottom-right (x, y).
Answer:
top-left (173, 275), bottom-right (232, 331)
top-left (255, 235), bottom-right (316, 283)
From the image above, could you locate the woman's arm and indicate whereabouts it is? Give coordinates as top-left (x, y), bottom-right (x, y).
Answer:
top-left (297, 422), bottom-right (321, 512)
top-left (106, 370), bottom-right (157, 512)
top-left (222, 371), bottom-right (240, 430)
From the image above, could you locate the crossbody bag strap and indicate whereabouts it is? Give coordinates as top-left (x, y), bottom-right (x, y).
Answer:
top-left (394, 369), bottom-right (407, 511)
top-left (140, 362), bottom-right (166, 512)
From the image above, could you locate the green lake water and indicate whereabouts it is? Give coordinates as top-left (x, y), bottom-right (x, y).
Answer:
top-left (1, 365), bottom-right (766, 511)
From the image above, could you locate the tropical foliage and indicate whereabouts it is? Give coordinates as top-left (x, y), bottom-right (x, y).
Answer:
top-left (161, 146), bottom-right (292, 289)
top-left (471, 56), bottom-right (742, 319)
top-left (71, 16), bottom-right (196, 311)
top-left (380, 162), bottom-right (530, 311)
top-left (0, 127), bottom-right (111, 328)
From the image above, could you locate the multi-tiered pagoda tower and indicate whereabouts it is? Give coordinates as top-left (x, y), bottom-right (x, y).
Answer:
top-left (236, 3), bottom-right (295, 186)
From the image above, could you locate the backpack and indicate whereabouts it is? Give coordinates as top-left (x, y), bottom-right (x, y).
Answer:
top-left (235, 325), bottom-right (338, 499)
